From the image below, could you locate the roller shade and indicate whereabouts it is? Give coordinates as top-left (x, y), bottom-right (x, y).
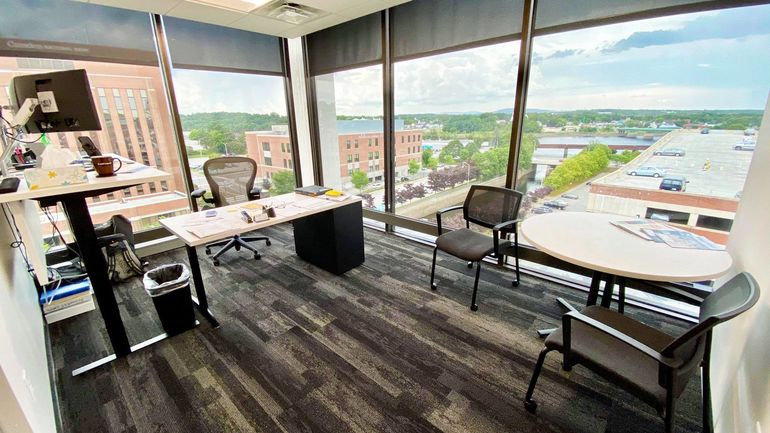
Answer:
top-left (164, 17), bottom-right (283, 75)
top-left (535, 0), bottom-right (750, 32)
top-left (391, 0), bottom-right (525, 61)
top-left (0, 0), bottom-right (157, 64)
top-left (306, 12), bottom-right (382, 76)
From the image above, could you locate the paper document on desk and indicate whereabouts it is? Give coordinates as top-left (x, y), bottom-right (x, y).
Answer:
top-left (294, 198), bottom-right (329, 210)
top-left (186, 223), bottom-right (227, 238)
top-left (610, 219), bottom-right (670, 242)
top-left (647, 229), bottom-right (725, 250)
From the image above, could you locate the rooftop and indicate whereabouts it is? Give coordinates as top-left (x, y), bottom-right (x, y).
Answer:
top-left (594, 129), bottom-right (753, 199)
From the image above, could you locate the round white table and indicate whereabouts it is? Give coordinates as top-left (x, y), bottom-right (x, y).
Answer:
top-left (521, 212), bottom-right (733, 334)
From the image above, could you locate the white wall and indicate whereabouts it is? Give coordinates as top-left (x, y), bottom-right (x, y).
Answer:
top-left (0, 200), bottom-right (57, 433)
top-left (712, 94), bottom-right (770, 433)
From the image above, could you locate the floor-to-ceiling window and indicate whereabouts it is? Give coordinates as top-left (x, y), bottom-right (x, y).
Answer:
top-left (0, 0), bottom-right (191, 244)
top-left (164, 18), bottom-right (295, 202)
top-left (393, 41), bottom-right (519, 228)
top-left (313, 65), bottom-right (384, 210)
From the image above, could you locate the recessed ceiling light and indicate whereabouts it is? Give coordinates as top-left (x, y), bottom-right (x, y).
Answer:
top-left (186, 0), bottom-right (272, 13)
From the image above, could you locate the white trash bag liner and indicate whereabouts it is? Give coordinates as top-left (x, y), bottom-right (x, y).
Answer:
top-left (143, 264), bottom-right (190, 297)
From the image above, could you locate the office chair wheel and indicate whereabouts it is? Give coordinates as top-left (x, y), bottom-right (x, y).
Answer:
top-left (253, 253), bottom-right (261, 260)
top-left (266, 240), bottom-right (272, 246)
top-left (524, 399), bottom-right (538, 414)
top-left (470, 304), bottom-right (478, 312)
top-left (512, 280), bottom-right (520, 287)
top-left (431, 283), bottom-right (437, 291)
top-left (467, 261), bottom-right (473, 269)
top-left (205, 247), bottom-right (211, 255)
top-left (213, 259), bottom-right (220, 266)
top-left (235, 244), bottom-right (241, 251)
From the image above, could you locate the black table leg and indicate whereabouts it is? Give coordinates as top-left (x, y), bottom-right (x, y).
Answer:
top-left (600, 275), bottom-right (616, 308)
top-left (61, 196), bottom-right (131, 357)
top-left (586, 271), bottom-right (603, 306)
top-left (186, 245), bottom-right (219, 328)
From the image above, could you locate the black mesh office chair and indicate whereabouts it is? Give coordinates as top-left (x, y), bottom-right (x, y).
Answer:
top-left (191, 157), bottom-right (270, 266)
top-left (524, 272), bottom-right (760, 433)
top-left (430, 185), bottom-right (523, 311)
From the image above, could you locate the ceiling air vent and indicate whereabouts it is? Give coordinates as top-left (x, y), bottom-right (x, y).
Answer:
top-left (261, 2), bottom-right (326, 24)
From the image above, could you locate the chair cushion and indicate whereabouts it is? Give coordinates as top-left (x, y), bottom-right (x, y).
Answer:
top-left (545, 306), bottom-right (675, 411)
top-left (436, 228), bottom-right (507, 261)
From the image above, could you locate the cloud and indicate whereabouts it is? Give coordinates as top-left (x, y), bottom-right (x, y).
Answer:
top-left (545, 49), bottom-right (583, 60)
top-left (604, 6), bottom-right (770, 52)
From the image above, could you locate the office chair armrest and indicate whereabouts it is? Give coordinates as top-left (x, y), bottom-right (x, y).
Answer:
top-left (562, 310), bottom-right (683, 369)
top-left (435, 205), bottom-right (463, 236)
top-left (248, 186), bottom-right (262, 200)
top-left (492, 219), bottom-right (520, 255)
top-left (96, 233), bottom-right (126, 248)
top-left (191, 188), bottom-right (215, 204)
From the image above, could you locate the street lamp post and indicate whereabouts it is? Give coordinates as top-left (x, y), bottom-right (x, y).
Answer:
top-left (461, 161), bottom-right (470, 183)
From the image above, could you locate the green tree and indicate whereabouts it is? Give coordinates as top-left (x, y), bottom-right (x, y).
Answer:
top-left (422, 148), bottom-right (434, 166)
top-left (543, 144), bottom-right (610, 191)
top-left (188, 122), bottom-right (244, 155)
top-left (270, 170), bottom-right (295, 195)
top-left (459, 140), bottom-right (482, 161)
top-left (471, 146), bottom-right (509, 180)
top-left (426, 157), bottom-right (439, 170)
top-left (517, 133), bottom-right (537, 170)
top-left (408, 159), bottom-right (420, 175)
top-left (350, 170), bottom-right (369, 190)
top-left (439, 139), bottom-right (464, 163)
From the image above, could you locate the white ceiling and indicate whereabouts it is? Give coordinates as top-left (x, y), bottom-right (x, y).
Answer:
top-left (73, 0), bottom-right (411, 38)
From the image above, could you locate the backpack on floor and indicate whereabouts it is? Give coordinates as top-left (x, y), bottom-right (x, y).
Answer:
top-left (94, 215), bottom-right (148, 282)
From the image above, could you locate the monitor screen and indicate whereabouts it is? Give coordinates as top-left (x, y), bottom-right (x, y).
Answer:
top-left (9, 69), bottom-right (101, 134)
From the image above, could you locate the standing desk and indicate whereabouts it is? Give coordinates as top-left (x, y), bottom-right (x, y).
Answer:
top-left (0, 162), bottom-right (195, 375)
top-left (160, 193), bottom-right (365, 304)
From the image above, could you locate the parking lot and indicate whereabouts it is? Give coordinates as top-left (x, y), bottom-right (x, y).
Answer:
top-left (595, 130), bottom-right (753, 199)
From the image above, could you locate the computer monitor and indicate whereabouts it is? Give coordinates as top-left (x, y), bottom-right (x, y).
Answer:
top-left (8, 69), bottom-right (101, 134)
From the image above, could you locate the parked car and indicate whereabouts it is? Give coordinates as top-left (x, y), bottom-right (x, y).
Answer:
top-left (627, 166), bottom-right (666, 177)
top-left (734, 142), bottom-right (756, 151)
top-left (700, 128), bottom-right (710, 134)
top-left (659, 175), bottom-right (688, 192)
top-left (533, 206), bottom-right (554, 214)
top-left (561, 193), bottom-right (579, 200)
top-left (543, 200), bottom-right (568, 210)
top-left (653, 148), bottom-right (686, 156)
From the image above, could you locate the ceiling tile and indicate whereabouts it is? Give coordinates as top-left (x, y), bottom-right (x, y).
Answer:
top-left (86, 0), bottom-right (182, 14)
top-left (336, 3), bottom-right (384, 19)
top-left (283, 13), bottom-right (350, 38)
top-left (228, 13), bottom-right (295, 36)
top-left (166, 1), bottom-right (246, 25)
top-left (291, 0), bottom-right (380, 13)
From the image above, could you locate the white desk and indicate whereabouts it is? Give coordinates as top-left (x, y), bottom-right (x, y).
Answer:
top-left (0, 162), bottom-right (171, 373)
top-left (160, 192), bottom-right (365, 342)
top-left (162, 192), bottom-right (363, 247)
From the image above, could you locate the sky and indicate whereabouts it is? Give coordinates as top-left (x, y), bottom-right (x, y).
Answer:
top-left (169, 4), bottom-right (770, 116)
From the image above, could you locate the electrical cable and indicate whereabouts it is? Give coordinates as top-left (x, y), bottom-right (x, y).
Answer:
top-left (42, 204), bottom-right (84, 272)
top-left (1, 203), bottom-right (31, 271)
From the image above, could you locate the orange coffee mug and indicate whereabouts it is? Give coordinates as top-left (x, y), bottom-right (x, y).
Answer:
top-left (92, 156), bottom-right (122, 177)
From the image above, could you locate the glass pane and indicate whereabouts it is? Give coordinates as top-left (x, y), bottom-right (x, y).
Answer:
top-left (0, 57), bottom-right (191, 244)
top-left (313, 65), bottom-right (384, 210)
top-left (520, 4), bottom-right (770, 248)
top-left (394, 41), bottom-right (519, 229)
top-left (171, 69), bottom-right (292, 200)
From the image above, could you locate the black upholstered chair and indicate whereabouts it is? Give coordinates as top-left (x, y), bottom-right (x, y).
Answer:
top-left (524, 272), bottom-right (760, 433)
top-left (191, 156), bottom-right (270, 266)
top-left (430, 185), bottom-right (523, 311)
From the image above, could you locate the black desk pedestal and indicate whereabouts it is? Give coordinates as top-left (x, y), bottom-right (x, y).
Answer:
top-left (293, 201), bottom-right (364, 275)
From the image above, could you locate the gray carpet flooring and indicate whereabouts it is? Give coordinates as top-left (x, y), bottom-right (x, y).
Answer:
top-left (49, 225), bottom-right (703, 433)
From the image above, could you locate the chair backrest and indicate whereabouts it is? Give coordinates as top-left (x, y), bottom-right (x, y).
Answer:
top-left (202, 156), bottom-right (257, 207)
top-left (660, 272), bottom-right (759, 392)
top-left (462, 185), bottom-right (523, 230)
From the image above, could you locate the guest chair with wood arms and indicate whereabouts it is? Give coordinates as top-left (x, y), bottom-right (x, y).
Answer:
top-left (191, 156), bottom-right (271, 266)
top-left (430, 185), bottom-right (523, 311)
top-left (523, 272), bottom-right (760, 433)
